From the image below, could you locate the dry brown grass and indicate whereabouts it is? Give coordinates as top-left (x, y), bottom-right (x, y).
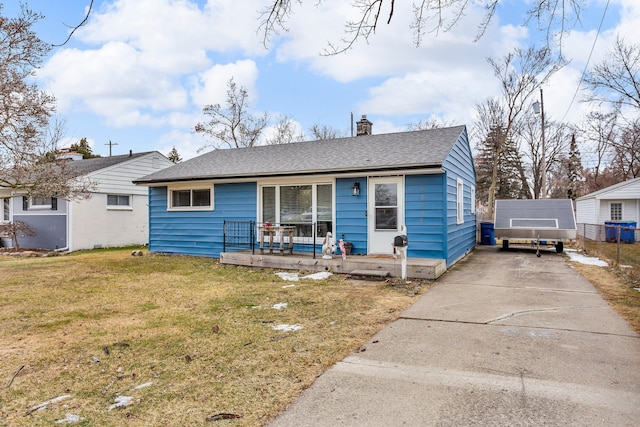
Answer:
top-left (569, 240), bottom-right (640, 335)
top-left (0, 248), bottom-right (430, 426)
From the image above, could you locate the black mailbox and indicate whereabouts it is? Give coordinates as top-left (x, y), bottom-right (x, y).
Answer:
top-left (394, 235), bottom-right (408, 247)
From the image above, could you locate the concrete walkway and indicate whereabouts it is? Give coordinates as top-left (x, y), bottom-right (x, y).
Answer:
top-left (269, 246), bottom-right (640, 426)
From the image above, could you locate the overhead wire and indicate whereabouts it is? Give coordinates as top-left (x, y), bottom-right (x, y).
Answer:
top-left (559, 0), bottom-right (611, 123)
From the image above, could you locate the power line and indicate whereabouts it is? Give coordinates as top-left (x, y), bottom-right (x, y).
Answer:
top-left (560, 0), bottom-right (611, 123)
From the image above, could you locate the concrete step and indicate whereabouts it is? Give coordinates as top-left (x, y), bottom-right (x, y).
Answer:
top-left (350, 269), bottom-right (391, 278)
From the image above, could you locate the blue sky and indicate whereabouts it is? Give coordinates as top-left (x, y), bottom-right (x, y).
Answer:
top-left (5, 0), bottom-right (639, 162)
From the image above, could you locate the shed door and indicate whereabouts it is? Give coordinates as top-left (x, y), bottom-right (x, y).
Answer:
top-left (368, 177), bottom-right (404, 254)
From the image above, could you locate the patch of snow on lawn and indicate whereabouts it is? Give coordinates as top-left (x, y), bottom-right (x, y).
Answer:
top-left (276, 272), bottom-right (299, 281)
top-left (303, 272), bottom-right (332, 280)
top-left (271, 302), bottom-right (288, 310)
top-left (272, 324), bottom-right (303, 332)
top-left (566, 252), bottom-right (608, 267)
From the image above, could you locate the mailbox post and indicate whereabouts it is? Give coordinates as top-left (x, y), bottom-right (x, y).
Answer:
top-left (393, 225), bottom-right (409, 280)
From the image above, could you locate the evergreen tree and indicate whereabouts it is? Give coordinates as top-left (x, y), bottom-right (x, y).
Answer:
top-left (69, 137), bottom-right (100, 159)
top-left (167, 146), bottom-right (182, 163)
top-left (566, 134), bottom-right (583, 200)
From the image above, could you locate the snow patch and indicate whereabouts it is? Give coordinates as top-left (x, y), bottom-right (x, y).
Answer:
top-left (272, 324), bottom-right (303, 332)
top-left (566, 252), bottom-right (608, 267)
top-left (108, 396), bottom-right (134, 411)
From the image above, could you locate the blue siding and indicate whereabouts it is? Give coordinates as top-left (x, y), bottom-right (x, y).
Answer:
top-left (335, 177), bottom-right (368, 254)
top-left (148, 182), bottom-right (257, 257)
top-left (442, 128), bottom-right (477, 265)
top-left (405, 174), bottom-right (447, 259)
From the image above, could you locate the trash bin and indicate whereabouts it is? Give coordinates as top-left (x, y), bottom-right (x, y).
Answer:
top-left (480, 222), bottom-right (495, 245)
top-left (605, 221), bottom-right (637, 243)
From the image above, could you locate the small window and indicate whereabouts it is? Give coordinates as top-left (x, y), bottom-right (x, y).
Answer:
top-left (168, 185), bottom-right (213, 210)
top-left (107, 195), bottom-right (131, 207)
top-left (2, 198), bottom-right (9, 221)
top-left (456, 178), bottom-right (464, 224)
top-left (610, 203), bottom-right (622, 221)
top-left (32, 196), bottom-right (51, 207)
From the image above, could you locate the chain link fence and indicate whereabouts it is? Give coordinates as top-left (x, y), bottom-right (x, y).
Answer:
top-left (576, 223), bottom-right (639, 288)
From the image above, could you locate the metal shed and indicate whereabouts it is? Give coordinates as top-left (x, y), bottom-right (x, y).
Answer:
top-left (494, 199), bottom-right (577, 255)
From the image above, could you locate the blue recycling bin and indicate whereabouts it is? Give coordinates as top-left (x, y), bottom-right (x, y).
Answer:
top-left (481, 222), bottom-right (495, 245)
top-left (605, 221), bottom-right (637, 243)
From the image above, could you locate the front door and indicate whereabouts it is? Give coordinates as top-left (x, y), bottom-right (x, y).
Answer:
top-left (368, 176), bottom-right (404, 254)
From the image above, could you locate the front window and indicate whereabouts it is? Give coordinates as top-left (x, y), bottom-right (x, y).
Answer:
top-left (168, 184), bottom-right (213, 210)
top-left (610, 202), bottom-right (622, 221)
top-left (261, 183), bottom-right (333, 239)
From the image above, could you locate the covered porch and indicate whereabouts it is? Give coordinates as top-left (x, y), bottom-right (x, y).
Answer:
top-left (219, 251), bottom-right (447, 280)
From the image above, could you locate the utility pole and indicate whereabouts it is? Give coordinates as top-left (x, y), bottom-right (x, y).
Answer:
top-left (105, 140), bottom-right (118, 157)
top-left (533, 88), bottom-right (546, 199)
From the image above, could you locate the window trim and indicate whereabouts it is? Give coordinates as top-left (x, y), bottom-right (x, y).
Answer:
top-left (470, 186), bottom-right (476, 215)
top-left (167, 182), bottom-right (214, 211)
top-left (2, 198), bottom-right (9, 222)
top-left (456, 178), bottom-right (464, 224)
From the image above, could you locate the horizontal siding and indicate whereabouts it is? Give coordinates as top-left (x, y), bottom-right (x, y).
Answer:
top-left (92, 154), bottom-right (173, 195)
top-left (576, 199), bottom-right (596, 224)
top-left (405, 174), bottom-right (446, 259)
top-left (442, 128), bottom-right (476, 266)
top-left (335, 177), bottom-right (367, 254)
top-left (148, 182), bottom-right (257, 257)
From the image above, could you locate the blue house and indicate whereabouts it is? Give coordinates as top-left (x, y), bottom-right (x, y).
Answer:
top-left (135, 122), bottom-right (476, 276)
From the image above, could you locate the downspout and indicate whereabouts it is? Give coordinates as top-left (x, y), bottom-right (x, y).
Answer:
top-left (56, 198), bottom-right (71, 252)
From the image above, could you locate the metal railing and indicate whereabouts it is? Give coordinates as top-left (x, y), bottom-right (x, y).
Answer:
top-left (223, 221), bottom-right (255, 254)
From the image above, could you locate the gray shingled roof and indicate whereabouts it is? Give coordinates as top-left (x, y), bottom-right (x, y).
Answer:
top-left (135, 126), bottom-right (466, 184)
top-left (69, 151), bottom-right (155, 175)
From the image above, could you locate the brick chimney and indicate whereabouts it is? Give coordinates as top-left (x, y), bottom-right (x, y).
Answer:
top-left (356, 115), bottom-right (373, 136)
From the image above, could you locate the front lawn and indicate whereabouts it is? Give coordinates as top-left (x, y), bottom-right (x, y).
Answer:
top-left (0, 249), bottom-right (426, 426)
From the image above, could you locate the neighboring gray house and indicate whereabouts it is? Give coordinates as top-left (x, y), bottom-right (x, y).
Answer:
top-left (575, 177), bottom-right (640, 241)
top-left (135, 123), bottom-right (477, 269)
top-left (1, 151), bottom-right (173, 251)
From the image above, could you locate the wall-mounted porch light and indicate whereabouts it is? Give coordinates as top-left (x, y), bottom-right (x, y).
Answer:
top-left (352, 182), bottom-right (360, 196)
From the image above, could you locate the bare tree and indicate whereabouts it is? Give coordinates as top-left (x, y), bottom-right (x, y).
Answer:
top-left (0, 6), bottom-right (92, 199)
top-left (194, 78), bottom-right (269, 150)
top-left (519, 115), bottom-right (573, 199)
top-left (308, 124), bottom-right (345, 140)
top-left (264, 115), bottom-right (305, 145)
top-left (581, 111), bottom-right (617, 191)
top-left (481, 46), bottom-right (564, 216)
top-left (610, 118), bottom-right (640, 179)
top-left (0, 220), bottom-right (35, 250)
top-left (406, 117), bottom-right (456, 130)
top-left (584, 37), bottom-right (640, 111)
top-left (260, 0), bottom-right (584, 54)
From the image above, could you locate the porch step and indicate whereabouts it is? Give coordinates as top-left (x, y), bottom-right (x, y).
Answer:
top-left (350, 269), bottom-right (390, 278)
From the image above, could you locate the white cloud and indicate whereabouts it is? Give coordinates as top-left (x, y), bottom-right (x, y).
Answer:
top-left (190, 60), bottom-right (260, 108)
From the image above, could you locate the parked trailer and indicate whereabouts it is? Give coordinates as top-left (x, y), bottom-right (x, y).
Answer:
top-left (494, 199), bottom-right (577, 257)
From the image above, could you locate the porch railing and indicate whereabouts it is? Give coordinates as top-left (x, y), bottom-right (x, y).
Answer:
top-left (223, 220), bottom-right (255, 254)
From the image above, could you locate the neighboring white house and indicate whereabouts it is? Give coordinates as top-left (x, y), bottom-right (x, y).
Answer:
top-left (575, 177), bottom-right (640, 241)
top-left (1, 151), bottom-right (174, 251)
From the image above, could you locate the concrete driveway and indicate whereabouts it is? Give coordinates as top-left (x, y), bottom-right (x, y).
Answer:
top-left (269, 246), bottom-right (640, 426)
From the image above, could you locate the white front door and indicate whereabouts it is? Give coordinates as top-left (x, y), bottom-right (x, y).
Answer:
top-left (368, 176), bottom-right (404, 254)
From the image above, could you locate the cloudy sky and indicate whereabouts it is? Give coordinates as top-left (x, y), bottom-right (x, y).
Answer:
top-left (6, 0), bottom-right (640, 162)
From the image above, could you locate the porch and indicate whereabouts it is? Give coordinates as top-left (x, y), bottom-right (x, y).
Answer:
top-left (219, 251), bottom-right (447, 280)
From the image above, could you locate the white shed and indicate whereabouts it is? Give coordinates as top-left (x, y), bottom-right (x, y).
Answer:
top-left (575, 178), bottom-right (640, 241)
